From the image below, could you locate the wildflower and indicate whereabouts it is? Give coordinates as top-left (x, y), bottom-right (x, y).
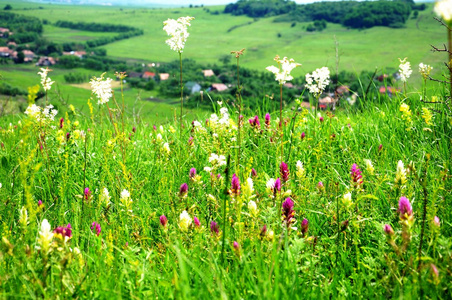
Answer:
top-left (25, 104), bottom-right (58, 123)
top-left (282, 197), bottom-right (295, 227)
top-left (430, 264), bottom-right (440, 284)
top-left (160, 215), bottom-right (168, 227)
top-left (248, 200), bottom-right (258, 218)
top-left (422, 107), bottom-right (433, 125)
top-left (90, 222), bottom-right (101, 236)
top-left (296, 161), bottom-right (305, 178)
top-left (251, 168), bottom-right (257, 177)
top-left (383, 224), bottom-right (394, 236)
top-left (120, 189), bottom-right (133, 212)
top-left (36, 219), bottom-right (53, 254)
top-left (342, 192), bottom-right (353, 207)
top-left (37, 67), bottom-right (54, 91)
top-left (260, 224), bottom-right (267, 239)
top-left (350, 163), bottom-right (363, 187)
top-left (99, 187), bottom-right (111, 206)
top-left (59, 117), bottom-right (64, 128)
top-left (301, 132), bottom-right (306, 140)
top-left (231, 174), bottom-right (241, 196)
top-left (280, 162), bottom-right (290, 182)
top-left (90, 73), bottom-right (113, 105)
top-left (38, 200), bottom-right (43, 208)
top-left (84, 187), bottom-right (91, 200)
top-left (54, 223), bottom-right (72, 242)
top-left (419, 63), bottom-right (433, 80)
top-left (434, 0), bottom-right (452, 22)
top-left (266, 55), bottom-right (301, 85)
top-left (363, 159), bottom-right (375, 175)
top-left (210, 221), bottom-right (220, 235)
top-left (433, 216), bottom-right (440, 228)
top-left (208, 153), bottom-right (227, 167)
top-left (179, 210), bottom-right (192, 232)
top-left (267, 230), bottom-right (275, 241)
top-left (319, 116), bottom-right (324, 122)
top-left (194, 216), bottom-right (201, 228)
top-left (179, 183), bottom-right (188, 198)
top-left (189, 168), bottom-right (196, 180)
top-left (163, 16), bottom-right (195, 53)
top-left (188, 136), bottom-right (194, 146)
top-left (19, 206), bottom-right (28, 227)
top-left (233, 241), bottom-right (240, 251)
top-left (305, 67), bottom-right (330, 97)
top-left (398, 196), bottom-right (413, 219)
top-left (395, 160), bottom-right (407, 186)
top-left (317, 181), bottom-right (324, 191)
top-left (248, 115), bottom-right (260, 129)
top-left (378, 144), bottom-right (383, 152)
top-left (398, 58), bottom-right (412, 83)
top-left (163, 142), bottom-right (170, 154)
top-left (265, 113), bottom-right (271, 128)
top-left (301, 218), bottom-right (309, 237)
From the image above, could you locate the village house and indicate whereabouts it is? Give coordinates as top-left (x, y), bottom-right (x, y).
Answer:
top-left (210, 83), bottom-right (228, 92)
top-left (36, 56), bottom-right (57, 66)
top-left (0, 27), bottom-right (10, 38)
top-left (0, 47), bottom-right (12, 57)
top-left (185, 81), bottom-right (202, 94)
top-left (23, 50), bottom-right (36, 63)
top-left (142, 71), bottom-right (156, 80)
top-left (159, 73), bottom-right (170, 81)
top-left (62, 51), bottom-right (86, 59)
top-left (202, 69), bottom-right (215, 77)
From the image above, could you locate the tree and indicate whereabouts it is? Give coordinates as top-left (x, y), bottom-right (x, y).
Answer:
top-left (4, 4), bottom-right (12, 10)
top-left (15, 51), bottom-right (24, 64)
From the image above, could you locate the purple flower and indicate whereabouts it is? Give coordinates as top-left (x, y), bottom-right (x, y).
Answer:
top-left (132, 126), bottom-right (136, 133)
top-left (280, 162), bottom-right (290, 182)
top-left (301, 132), bottom-right (306, 140)
top-left (317, 181), bottom-right (324, 190)
top-left (231, 174), bottom-right (241, 196)
top-left (378, 144), bottom-right (383, 151)
top-left (319, 116), bottom-right (324, 122)
top-left (59, 117), bottom-right (64, 129)
top-left (189, 168), bottom-right (197, 180)
top-left (383, 224), bottom-right (394, 236)
top-left (282, 197), bottom-right (295, 227)
top-left (233, 241), bottom-right (239, 250)
top-left (194, 216), bottom-right (200, 227)
top-left (153, 125), bottom-right (157, 131)
top-left (54, 223), bottom-right (72, 239)
top-left (210, 221), bottom-right (219, 235)
top-left (251, 168), bottom-right (257, 177)
top-left (159, 215), bottom-right (168, 227)
top-left (274, 178), bottom-right (282, 193)
top-left (301, 218), bottom-right (309, 236)
top-left (248, 116), bottom-right (260, 129)
top-left (398, 196), bottom-right (413, 218)
top-left (188, 136), bottom-right (194, 146)
top-left (260, 224), bottom-right (267, 239)
top-left (179, 183), bottom-right (188, 197)
top-left (38, 200), bottom-right (43, 207)
top-left (433, 216), bottom-right (440, 227)
top-left (265, 113), bottom-right (270, 128)
top-left (91, 222), bottom-right (101, 236)
top-left (84, 187), bottom-right (91, 200)
top-left (351, 163), bottom-right (363, 186)
top-left (66, 132), bottom-right (71, 141)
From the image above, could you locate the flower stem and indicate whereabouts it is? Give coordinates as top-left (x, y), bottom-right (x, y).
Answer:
top-left (179, 52), bottom-right (183, 141)
top-left (280, 84), bottom-right (283, 161)
top-left (236, 56), bottom-right (242, 175)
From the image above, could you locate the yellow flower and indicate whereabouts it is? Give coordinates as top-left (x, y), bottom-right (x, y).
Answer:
top-left (422, 107), bottom-right (433, 125)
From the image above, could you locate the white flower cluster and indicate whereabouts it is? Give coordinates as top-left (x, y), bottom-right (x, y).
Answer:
top-left (90, 73), bottom-right (113, 105)
top-left (419, 63), bottom-right (433, 80)
top-left (179, 210), bottom-right (192, 231)
top-left (163, 16), bottom-right (195, 53)
top-left (38, 67), bottom-right (54, 91)
top-left (364, 159), bottom-right (375, 175)
top-left (434, 0), bottom-right (452, 22)
top-left (305, 67), bottom-right (330, 97)
top-left (398, 58), bottom-right (412, 83)
top-left (120, 189), bottom-right (133, 212)
top-left (25, 104), bottom-right (58, 123)
top-left (204, 153), bottom-right (226, 173)
top-left (208, 106), bottom-right (237, 133)
top-left (99, 187), bottom-right (112, 207)
top-left (296, 160), bottom-right (305, 178)
top-left (266, 56), bottom-right (301, 85)
top-left (36, 219), bottom-right (53, 253)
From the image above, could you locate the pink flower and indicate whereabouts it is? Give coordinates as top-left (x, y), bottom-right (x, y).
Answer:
top-left (301, 218), bottom-right (309, 236)
top-left (433, 216), bottom-right (440, 227)
top-left (54, 223), bottom-right (72, 239)
top-left (210, 221), bottom-right (219, 235)
top-left (265, 113), bottom-right (270, 128)
top-left (282, 197), bottom-right (295, 227)
top-left (280, 162), bottom-right (290, 182)
top-left (383, 224), bottom-right (394, 236)
top-left (84, 187), bottom-right (91, 200)
top-left (351, 163), bottom-right (363, 186)
top-left (189, 168), bottom-right (197, 180)
top-left (159, 215), bottom-right (168, 227)
top-left (301, 132), bottom-right (306, 140)
top-left (59, 117), bottom-right (64, 128)
top-left (248, 116), bottom-right (260, 129)
top-left (231, 174), bottom-right (241, 196)
top-left (260, 224), bottom-right (267, 238)
top-left (398, 196), bottom-right (413, 218)
top-left (194, 216), bottom-right (200, 227)
top-left (179, 183), bottom-right (188, 197)
top-left (274, 178), bottom-right (282, 193)
top-left (90, 222), bottom-right (101, 236)
top-left (38, 200), bottom-right (43, 208)
top-left (251, 168), bottom-right (257, 177)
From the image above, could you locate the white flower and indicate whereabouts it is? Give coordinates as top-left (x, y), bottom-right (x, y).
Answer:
top-left (296, 160), bottom-right (305, 178)
top-left (305, 67), bottom-right (330, 97)
top-left (36, 219), bottom-right (54, 253)
top-left (90, 73), bottom-right (113, 105)
top-left (163, 16), bottom-right (195, 53)
top-left (38, 67), bottom-right (54, 91)
top-left (266, 178), bottom-right (276, 194)
top-left (209, 153), bottom-right (226, 166)
top-left (419, 63), bottom-right (433, 80)
top-left (363, 159), bottom-right (374, 175)
top-left (19, 206), bottom-right (28, 227)
top-left (398, 58), bottom-right (412, 83)
top-left (266, 56), bottom-right (301, 85)
top-left (434, 0), bottom-right (452, 22)
top-left (120, 189), bottom-right (133, 212)
top-left (395, 160), bottom-right (407, 185)
top-left (24, 104), bottom-right (58, 122)
top-left (179, 210), bottom-right (192, 231)
top-left (121, 189), bottom-right (130, 200)
top-left (248, 200), bottom-right (258, 218)
top-left (100, 187), bottom-right (111, 206)
top-left (243, 177), bottom-right (254, 199)
top-left (0, 183), bottom-right (2, 189)
top-left (163, 142), bottom-right (170, 154)
top-left (342, 192), bottom-right (353, 207)
top-left (156, 133), bottom-right (163, 142)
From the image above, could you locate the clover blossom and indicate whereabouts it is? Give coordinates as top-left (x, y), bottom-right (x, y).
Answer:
top-left (179, 210), bottom-right (192, 231)
top-left (90, 73), bottom-right (113, 105)
top-left (282, 197), bottom-right (295, 227)
top-left (90, 222), bottom-right (101, 236)
top-left (248, 115), bottom-right (260, 129)
top-left (398, 58), bottom-right (412, 83)
top-left (160, 215), bottom-right (168, 227)
top-left (266, 55), bottom-right (301, 85)
top-left (54, 223), bottom-right (72, 242)
top-left (179, 183), bottom-right (188, 198)
top-left (265, 113), bottom-right (271, 128)
top-left (434, 0), bottom-right (452, 22)
top-left (37, 219), bottom-right (53, 253)
top-left (305, 67), bottom-right (330, 97)
top-left (231, 174), bottom-right (241, 196)
top-left (342, 192), bottom-right (353, 207)
top-left (37, 67), bottom-right (54, 91)
top-left (350, 163), bottom-right (363, 187)
top-left (280, 162), bottom-right (290, 182)
top-left (163, 16), bottom-right (195, 53)
top-left (419, 63), bottom-right (433, 80)
top-left (120, 189), bottom-right (133, 212)
top-left (384, 224), bottom-right (395, 236)
top-left (194, 216), bottom-right (201, 228)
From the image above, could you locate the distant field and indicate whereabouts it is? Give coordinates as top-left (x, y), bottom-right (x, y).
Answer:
top-left (6, 0), bottom-right (446, 77)
top-left (42, 25), bottom-right (119, 43)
